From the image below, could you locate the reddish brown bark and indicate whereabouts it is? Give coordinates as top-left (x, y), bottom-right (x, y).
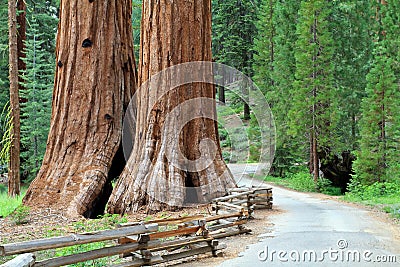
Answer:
top-left (107, 0), bottom-right (236, 214)
top-left (23, 0), bottom-right (137, 218)
top-left (8, 0), bottom-right (21, 197)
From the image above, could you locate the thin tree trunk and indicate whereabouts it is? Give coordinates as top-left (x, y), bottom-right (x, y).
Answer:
top-left (108, 0), bottom-right (236, 214)
top-left (8, 0), bottom-right (21, 197)
top-left (312, 130), bottom-right (319, 184)
top-left (23, 0), bottom-right (137, 218)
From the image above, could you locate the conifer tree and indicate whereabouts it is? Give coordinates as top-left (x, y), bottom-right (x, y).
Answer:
top-left (331, 0), bottom-right (373, 151)
top-left (212, 0), bottom-right (259, 119)
top-left (254, 0), bottom-right (300, 176)
top-left (354, 2), bottom-right (400, 184)
top-left (290, 0), bottom-right (337, 182)
top-left (20, 6), bottom-right (56, 181)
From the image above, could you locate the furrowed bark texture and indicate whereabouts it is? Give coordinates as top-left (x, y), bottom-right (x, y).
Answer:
top-left (107, 0), bottom-right (236, 214)
top-left (23, 0), bottom-right (137, 218)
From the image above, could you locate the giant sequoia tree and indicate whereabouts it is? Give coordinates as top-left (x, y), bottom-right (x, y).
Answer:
top-left (23, 0), bottom-right (137, 217)
top-left (107, 0), bottom-right (236, 214)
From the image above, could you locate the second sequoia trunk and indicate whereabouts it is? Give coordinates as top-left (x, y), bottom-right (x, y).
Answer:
top-left (107, 0), bottom-right (236, 214)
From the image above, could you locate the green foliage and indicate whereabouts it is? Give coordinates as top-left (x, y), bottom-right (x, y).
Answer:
top-left (264, 167), bottom-right (316, 192)
top-left (212, 0), bottom-right (259, 119)
top-left (345, 179), bottom-right (400, 219)
top-left (253, 0), bottom-right (275, 96)
top-left (132, 0), bottom-right (142, 62)
top-left (0, 104), bottom-right (12, 165)
top-left (0, 1), bottom-right (10, 157)
top-left (289, 0), bottom-right (337, 155)
top-left (8, 205), bottom-right (30, 225)
top-left (353, 17), bottom-right (400, 185)
top-left (346, 179), bottom-right (400, 201)
top-left (19, 2), bottom-right (58, 182)
top-left (212, 0), bottom-right (259, 76)
top-left (286, 171), bottom-right (316, 192)
top-left (331, 1), bottom-right (373, 151)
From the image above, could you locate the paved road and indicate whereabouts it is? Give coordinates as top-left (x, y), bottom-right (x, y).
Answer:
top-left (220, 164), bottom-right (400, 267)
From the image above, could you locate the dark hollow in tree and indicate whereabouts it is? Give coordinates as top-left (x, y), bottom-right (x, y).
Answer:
top-left (107, 0), bottom-right (236, 214)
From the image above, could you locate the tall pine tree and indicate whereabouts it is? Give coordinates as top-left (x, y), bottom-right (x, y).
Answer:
top-left (354, 2), bottom-right (400, 185)
top-left (20, 3), bottom-right (57, 181)
top-left (331, 0), bottom-right (373, 152)
top-left (289, 0), bottom-right (337, 183)
top-left (253, 0), bottom-right (301, 176)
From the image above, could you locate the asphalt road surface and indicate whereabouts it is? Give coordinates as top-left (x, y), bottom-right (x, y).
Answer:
top-left (219, 164), bottom-right (400, 267)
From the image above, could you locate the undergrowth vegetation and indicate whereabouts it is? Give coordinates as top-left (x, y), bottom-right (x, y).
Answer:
top-left (264, 167), bottom-right (342, 196)
top-left (344, 180), bottom-right (400, 219)
top-left (0, 184), bottom-right (26, 218)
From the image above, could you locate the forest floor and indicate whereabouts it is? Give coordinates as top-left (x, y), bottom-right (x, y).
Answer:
top-left (0, 204), bottom-right (279, 266)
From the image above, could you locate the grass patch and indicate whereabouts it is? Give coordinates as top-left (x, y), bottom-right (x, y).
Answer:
top-left (0, 184), bottom-right (27, 218)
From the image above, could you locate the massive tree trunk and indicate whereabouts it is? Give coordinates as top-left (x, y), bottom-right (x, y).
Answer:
top-left (23, 0), bottom-right (137, 218)
top-left (8, 0), bottom-right (21, 197)
top-left (107, 0), bottom-right (236, 214)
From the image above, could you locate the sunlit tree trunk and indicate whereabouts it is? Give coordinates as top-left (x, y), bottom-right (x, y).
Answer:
top-left (23, 0), bottom-right (137, 218)
top-left (107, 0), bottom-right (236, 214)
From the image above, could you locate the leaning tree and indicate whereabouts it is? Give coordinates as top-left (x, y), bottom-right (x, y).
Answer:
top-left (23, 0), bottom-right (137, 218)
top-left (107, 0), bottom-right (236, 214)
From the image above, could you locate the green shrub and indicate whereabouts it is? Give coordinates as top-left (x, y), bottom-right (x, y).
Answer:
top-left (346, 180), bottom-right (400, 200)
top-left (287, 171), bottom-right (316, 192)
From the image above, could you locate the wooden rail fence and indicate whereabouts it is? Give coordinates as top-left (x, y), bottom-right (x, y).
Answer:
top-left (212, 186), bottom-right (273, 217)
top-left (0, 187), bottom-right (272, 267)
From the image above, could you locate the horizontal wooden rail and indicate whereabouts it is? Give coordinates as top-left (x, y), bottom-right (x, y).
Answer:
top-left (34, 240), bottom-right (159, 267)
top-left (117, 215), bottom-right (204, 227)
top-left (0, 223), bottom-right (158, 256)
